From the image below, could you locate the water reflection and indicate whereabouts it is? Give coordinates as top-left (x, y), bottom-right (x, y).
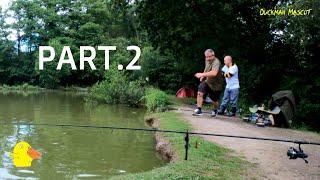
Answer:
top-left (0, 91), bottom-right (165, 178)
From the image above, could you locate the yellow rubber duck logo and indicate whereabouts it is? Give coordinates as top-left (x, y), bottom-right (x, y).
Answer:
top-left (12, 141), bottom-right (42, 167)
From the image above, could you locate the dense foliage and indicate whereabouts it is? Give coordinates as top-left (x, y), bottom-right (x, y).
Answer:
top-left (136, 0), bottom-right (320, 129)
top-left (0, 0), bottom-right (319, 129)
top-left (87, 67), bottom-right (146, 107)
top-left (143, 88), bottom-right (171, 112)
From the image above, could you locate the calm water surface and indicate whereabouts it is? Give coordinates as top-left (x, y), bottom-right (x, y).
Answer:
top-left (0, 91), bottom-right (165, 179)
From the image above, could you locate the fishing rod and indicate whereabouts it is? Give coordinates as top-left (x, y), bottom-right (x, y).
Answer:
top-left (1, 121), bottom-right (319, 163)
top-left (1, 121), bottom-right (319, 145)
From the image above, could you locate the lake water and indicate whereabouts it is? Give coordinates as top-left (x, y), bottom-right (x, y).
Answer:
top-left (0, 91), bottom-right (165, 179)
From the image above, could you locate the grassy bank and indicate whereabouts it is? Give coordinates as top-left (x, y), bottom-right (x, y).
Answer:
top-left (58, 86), bottom-right (88, 92)
top-left (111, 111), bottom-right (252, 179)
top-left (0, 84), bottom-right (90, 96)
top-left (0, 83), bottom-right (43, 95)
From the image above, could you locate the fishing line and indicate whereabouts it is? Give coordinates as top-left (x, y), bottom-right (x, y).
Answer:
top-left (1, 121), bottom-right (319, 145)
top-left (1, 121), bottom-right (319, 162)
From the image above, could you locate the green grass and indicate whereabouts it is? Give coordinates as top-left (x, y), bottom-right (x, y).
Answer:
top-left (0, 83), bottom-right (42, 95)
top-left (0, 84), bottom-right (89, 96)
top-left (111, 112), bottom-right (252, 179)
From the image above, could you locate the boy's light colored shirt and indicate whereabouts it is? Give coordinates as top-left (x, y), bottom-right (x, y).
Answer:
top-left (222, 64), bottom-right (240, 89)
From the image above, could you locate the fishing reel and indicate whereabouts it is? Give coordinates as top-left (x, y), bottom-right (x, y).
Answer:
top-left (287, 143), bottom-right (308, 163)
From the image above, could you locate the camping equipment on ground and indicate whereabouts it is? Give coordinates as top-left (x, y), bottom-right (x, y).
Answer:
top-left (246, 105), bottom-right (279, 127)
top-left (270, 90), bottom-right (296, 127)
top-left (245, 90), bottom-right (296, 127)
top-left (176, 87), bottom-right (196, 98)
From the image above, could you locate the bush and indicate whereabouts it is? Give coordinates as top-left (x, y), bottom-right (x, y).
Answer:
top-left (87, 68), bottom-right (145, 107)
top-left (144, 88), bottom-right (171, 112)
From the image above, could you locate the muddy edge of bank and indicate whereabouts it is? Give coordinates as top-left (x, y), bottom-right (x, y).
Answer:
top-left (145, 115), bottom-right (179, 163)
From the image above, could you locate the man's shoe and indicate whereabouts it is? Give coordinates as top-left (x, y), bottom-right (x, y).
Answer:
top-left (193, 108), bottom-right (203, 116)
top-left (211, 110), bottom-right (217, 117)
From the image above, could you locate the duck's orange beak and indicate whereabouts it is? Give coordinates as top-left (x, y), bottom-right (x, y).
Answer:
top-left (27, 147), bottom-right (42, 160)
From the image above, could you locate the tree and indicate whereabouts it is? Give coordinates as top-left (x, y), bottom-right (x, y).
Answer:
top-left (268, 0), bottom-right (320, 128)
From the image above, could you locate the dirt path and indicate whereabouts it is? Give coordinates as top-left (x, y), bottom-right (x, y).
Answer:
top-left (177, 108), bottom-right (320, 180)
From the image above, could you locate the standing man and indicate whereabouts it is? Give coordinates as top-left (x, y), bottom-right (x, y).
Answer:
top-left (193, 49), bottom-right (224, 116)
top-left (218, 55), bottom-right (240, 116)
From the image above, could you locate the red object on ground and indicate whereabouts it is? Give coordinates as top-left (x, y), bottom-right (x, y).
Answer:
top-left (176, 87), bottom-right (195, 98)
